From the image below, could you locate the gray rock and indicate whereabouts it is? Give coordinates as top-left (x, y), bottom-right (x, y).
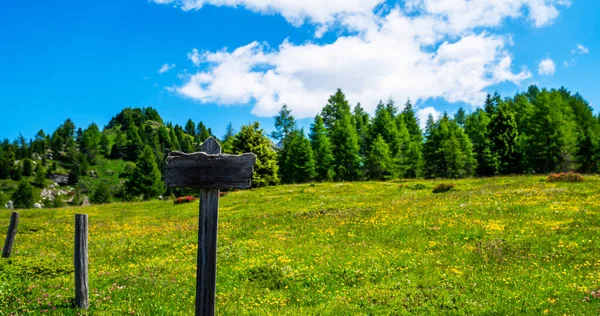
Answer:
top-left (48, 174), bottom-right (69, 186)
top-left (4, 200), bottom-right (13, 210)
top-left (34, 203), bottom-right (43, 209)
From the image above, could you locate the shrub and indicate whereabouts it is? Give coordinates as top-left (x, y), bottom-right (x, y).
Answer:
top-left (546, 172), bottom-right (584, 183)
top-left (174, 196), bottom-right (197, 205)
top-left (91, 180), bottom-right (112, 204)
top-left (408, 183), bottom-right (427, 190)
top-left (432, 183), bottom-right (455, 193)
top-left (11, 180), bottom-right (34, 209)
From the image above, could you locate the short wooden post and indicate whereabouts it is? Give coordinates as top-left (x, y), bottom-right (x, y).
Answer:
top-left (74, 214), bottom-right (89, 309)
top-left (2, 212), bottom-right (19, 258)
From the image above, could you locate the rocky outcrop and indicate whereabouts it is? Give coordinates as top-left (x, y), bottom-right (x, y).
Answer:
top-left (48, 174), bottom-right (69, 186)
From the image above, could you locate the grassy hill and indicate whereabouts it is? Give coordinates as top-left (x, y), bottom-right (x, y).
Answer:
top-left (1, 176), bottom-right (599, 315)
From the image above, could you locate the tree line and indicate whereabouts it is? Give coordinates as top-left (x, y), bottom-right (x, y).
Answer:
top-left (0, 85), bottom-right (599, 207)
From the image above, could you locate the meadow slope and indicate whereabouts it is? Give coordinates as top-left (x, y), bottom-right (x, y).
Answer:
top-left (1, 176), bottom-right (600, 315)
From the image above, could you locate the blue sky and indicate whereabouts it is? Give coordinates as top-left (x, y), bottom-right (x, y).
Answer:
top-left (0, 0), bottom-right (598, 140)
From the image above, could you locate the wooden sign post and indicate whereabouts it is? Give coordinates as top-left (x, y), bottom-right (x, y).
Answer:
top-left (165, 137), bottom-right (256, 316)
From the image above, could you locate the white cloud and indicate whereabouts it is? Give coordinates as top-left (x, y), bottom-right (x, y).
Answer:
top-left (152, 0), bottom-right (568, 31)
top-left (576, 43), bottom-right (589, 54)
top-left (152, 0), bottom-right (382, 27)
top-left (187, 48), bottom-right (201, 66)
top-left (416, 106), bottom-right (441, 130)
top-left (538, 58), bottom-right (556, 76)
top-left (158, 63), bottom-right (176, 74)
top-left (155, 1), bottom-right (572, 118)
top-left (175, 7), bottom-right (533, 118)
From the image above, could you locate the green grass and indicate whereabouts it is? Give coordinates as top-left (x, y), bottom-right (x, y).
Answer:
top-left (1, 176), bottom-right (600, 315)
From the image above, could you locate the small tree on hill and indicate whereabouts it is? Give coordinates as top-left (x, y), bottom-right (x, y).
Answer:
top-left (91, 180), bottom-right (112, 204)
top-left (12, 180), bottom-right (34, 209)
top-left (23, 159), bottom-right (33, 177)
top-left (126, 146), bottom-right (163, 200)
top-left (231, 122), bottom-right (279, 187)
top-left (34, 165), bottom-right (47, 188)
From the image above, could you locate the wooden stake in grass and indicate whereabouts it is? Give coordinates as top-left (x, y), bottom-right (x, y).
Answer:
top-left (165, 137), bottom-right (256, 316)
top-left (74, 214), bottom-right (89, 309)
top-left (2, 212), bottom-right (19, 258)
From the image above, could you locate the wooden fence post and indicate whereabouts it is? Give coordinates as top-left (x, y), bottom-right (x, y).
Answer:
top-left (2, 212), bottom-right (19, 258)
top-left (74, 214), bottom-right (89, 309)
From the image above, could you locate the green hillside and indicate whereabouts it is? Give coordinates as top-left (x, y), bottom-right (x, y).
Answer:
top-left (2, 86), bottom-right (600, 211)
top-left (1, 176), bottom-right (599, 314)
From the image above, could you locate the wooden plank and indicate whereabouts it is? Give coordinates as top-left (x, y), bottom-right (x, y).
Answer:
top-left (74, 214), bottom-right (89, 309)
top-left (165, 140), bottom-right (256, 190)
top-left (197, 188), bottom-right (219, 316)
top-left (2, 212), bottom-right (19, 258)
top-left (197, 137), bottom-right (220, 316)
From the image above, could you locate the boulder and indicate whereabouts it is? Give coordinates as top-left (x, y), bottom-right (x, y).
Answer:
top-left (48, 174), bottom-right (69, 186)
top-left (4, 200), bottom-right (13, 210)
top-left (34, 203), bottom-right (43, 209)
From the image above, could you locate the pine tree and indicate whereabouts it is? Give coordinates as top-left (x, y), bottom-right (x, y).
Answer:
top-left (353, 103), bottom-right (371, 160)
top-left (402, 99), bottom-right (424, 178)
top-left (309, 115), bottom-right (334, 181)
top-left (321, 89), bottom-right (351, 130)
top-left (32, 129), bottom-right (48, 155)
top-left (422, 114), bottom-right (438, 178)
top-left (34, 165), bottom-right (47, 188)
top-left (126, 125), bottom-right (144, 161)
top-left (184, 119), bottom-right (196, 136)
top-left (465, 109), bottom-right (498, 176)
top-left (527, 89), bottom-right (577, 172)
top-left (23, 159), bottom-right (33, 177)
top-left (100, 132), bottom-right (110, 155)
top-left (454, 106), bottom-right (467, 127)
top-left (126, 146), bottom-right (163, 200)
top-left (12, 180), bottom-right (34, 209)
top-left (323, 90), bottom-right (361, 181)
top-left (91, 180), bottom-right (112, 204)
top-left (424, 115), bottom-right (476, 178)
top-left (231, 122), bottom-right (279, 187)
top-left (394, 113), bottom-right (412, 177)
top-left (402, 99), bottom-right (422, 141)
top-left (484, 94), bottom-right (496, 117)
top-left (110, 131), bottom-right (128, 159)
top-left (489, 102), bottom-right (521, 174)
top-left (169, 128), bottom-right (181, 151)
top-left (278, 130), bottom-right (315, 184)
top-left (221, 123), bottom-right (236, 154)
top-left (271, 104), bottom-right (297, 142)
top-left (369, 101), bottom-right (401, 157)
top-left (196, 122), bottom-right (210, 143)
top-left (82, 123), bottom-right (101, 164)
top-left (365, 135), bottom-right (393, 180)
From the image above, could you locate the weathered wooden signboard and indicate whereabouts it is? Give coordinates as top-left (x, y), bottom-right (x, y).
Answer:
top-left (165, 137), bottom-right (256, 316)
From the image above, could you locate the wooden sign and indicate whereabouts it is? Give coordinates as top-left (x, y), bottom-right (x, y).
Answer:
top-left (165, 152), bottom-right (256, 190)
top-left (164, 137), bottom-right (256, 316)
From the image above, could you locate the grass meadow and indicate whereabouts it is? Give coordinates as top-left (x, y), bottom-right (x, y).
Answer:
top-left (1, 176), bottom-right (599, 315)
